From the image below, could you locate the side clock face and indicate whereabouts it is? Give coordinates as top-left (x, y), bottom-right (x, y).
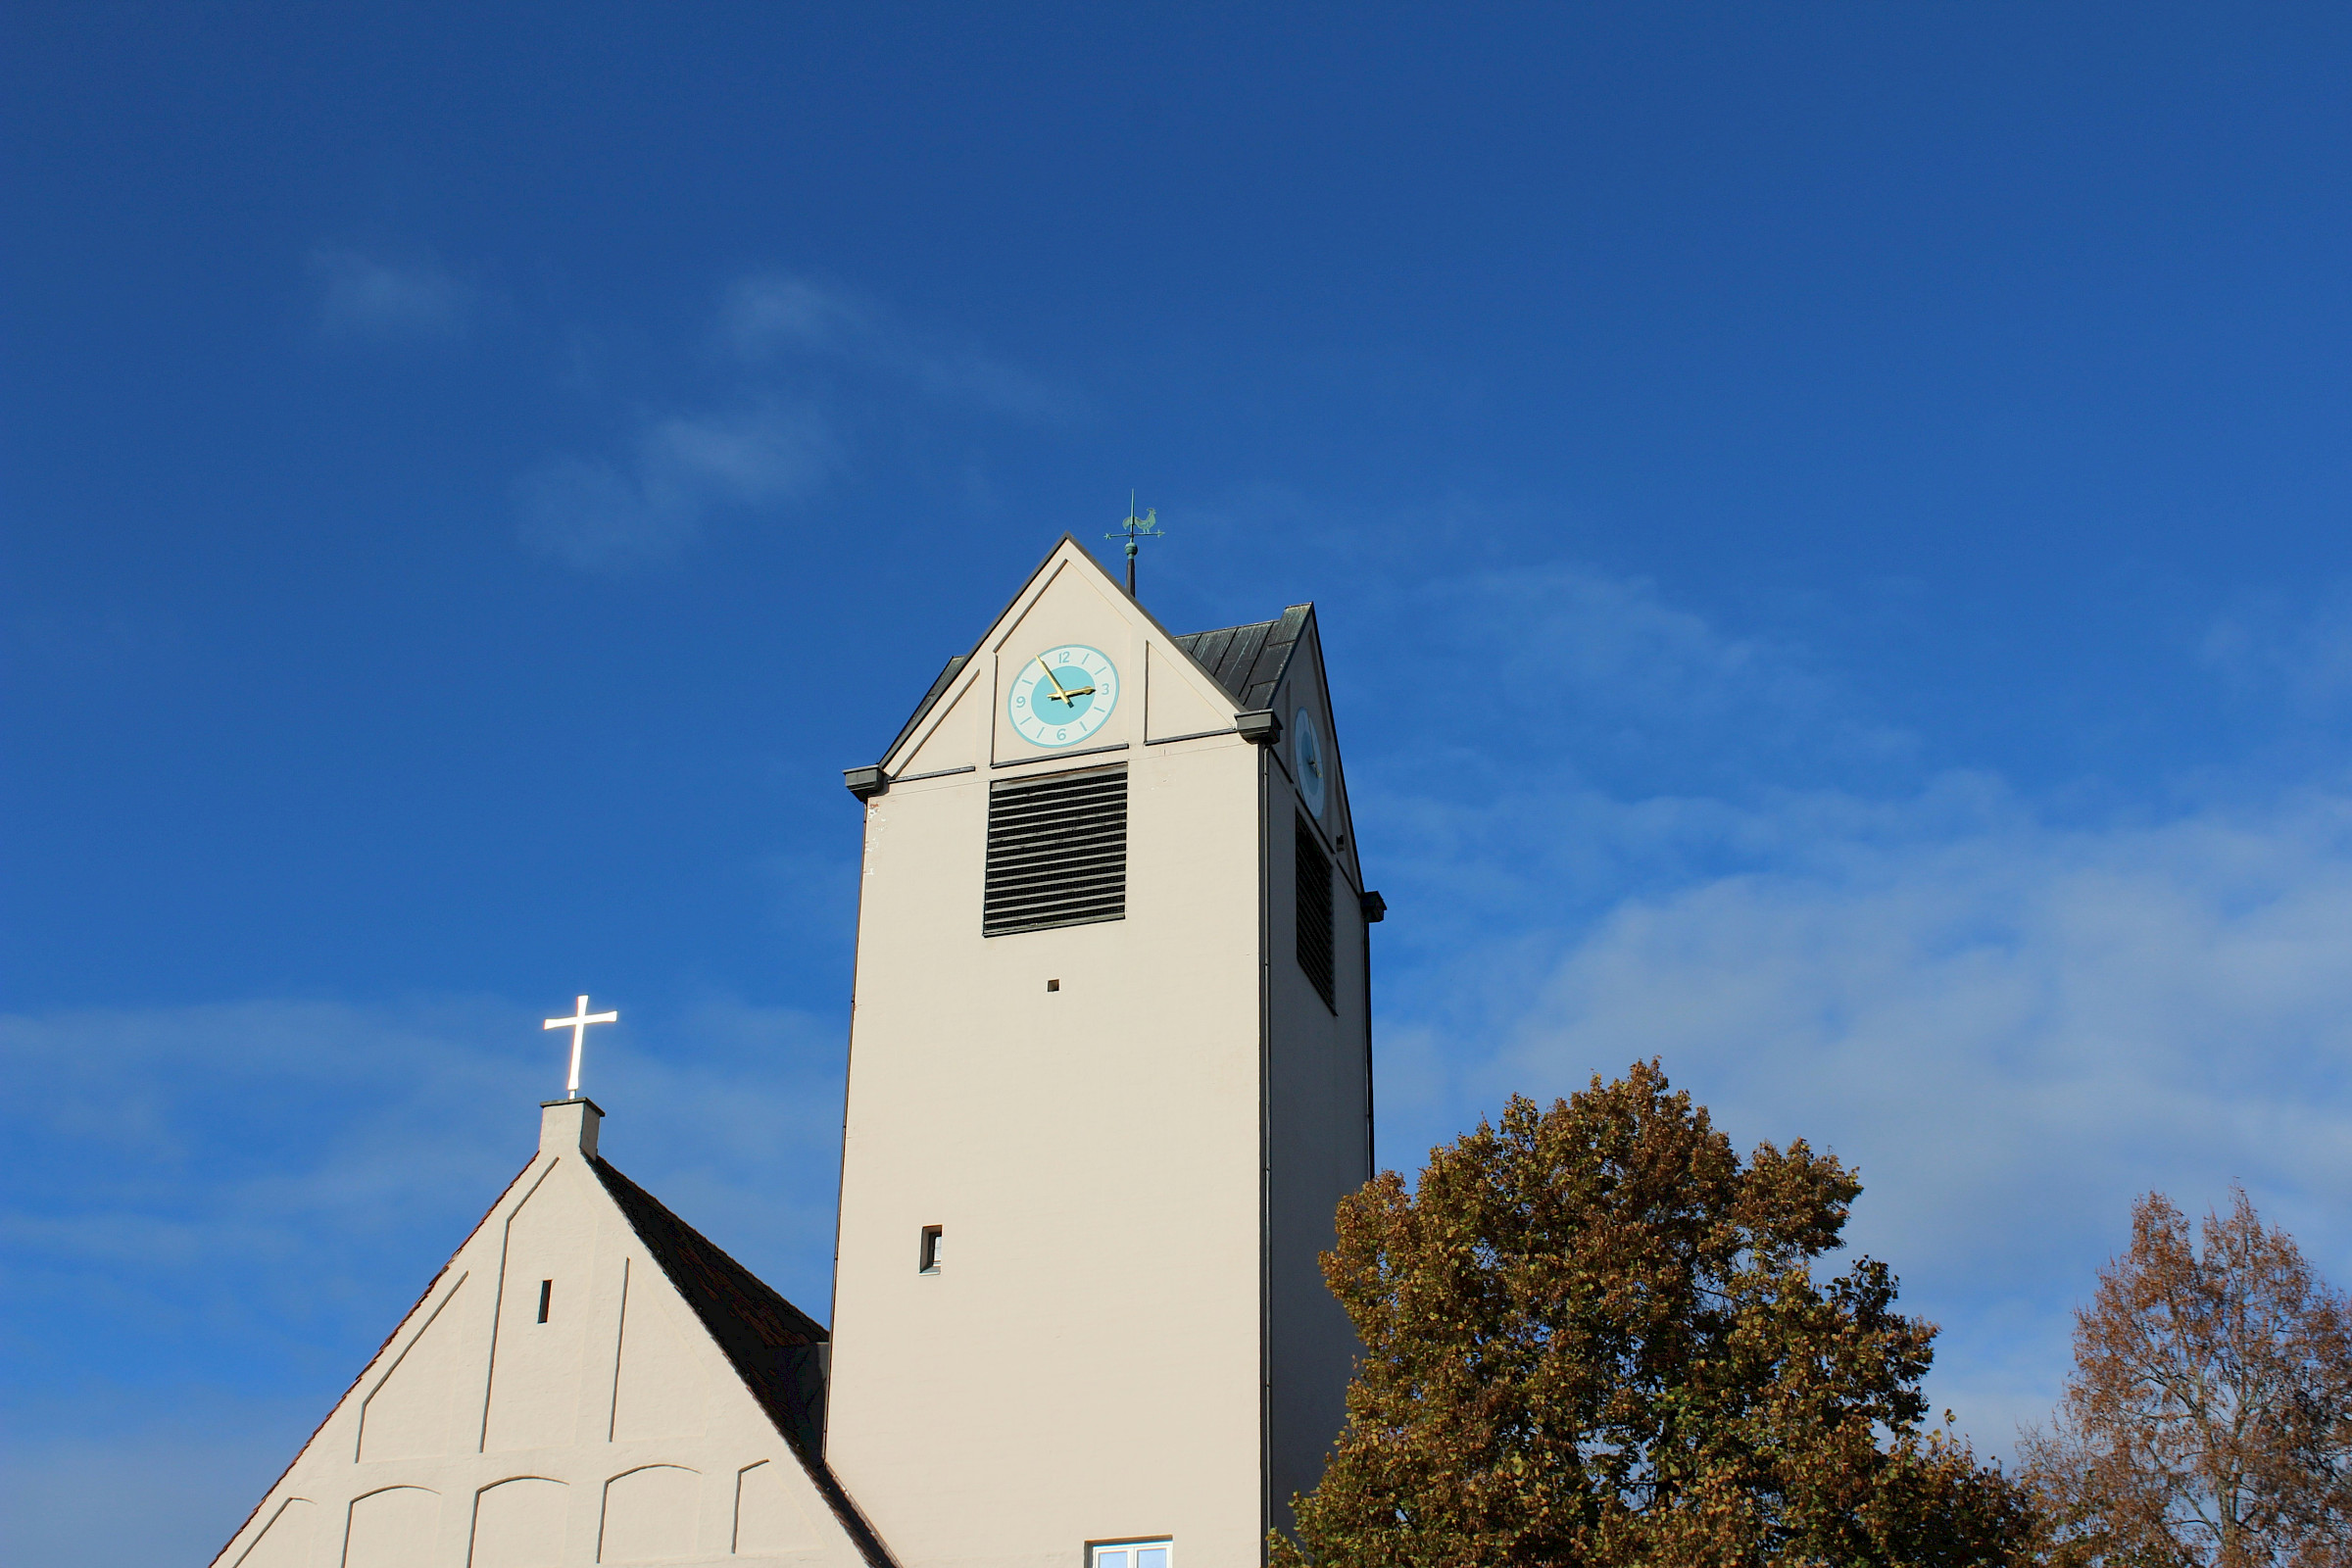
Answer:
top-left (1007, 644), bottom-right (1120, 749)
top-left (1294, 706), bottom-right (1328, 817)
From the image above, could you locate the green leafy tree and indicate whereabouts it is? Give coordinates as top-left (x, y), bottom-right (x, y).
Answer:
top-left (1274, 1061), bottom-right (2038, 1568)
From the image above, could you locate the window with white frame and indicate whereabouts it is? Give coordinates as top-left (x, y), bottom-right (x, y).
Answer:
top-left (1090, 1543), bottom-right (1169, 1568)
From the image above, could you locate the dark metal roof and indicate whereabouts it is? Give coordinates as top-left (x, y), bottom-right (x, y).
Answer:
top-left (592, 1158), bottom-right (902, 1568)
top-left (1172, 604), bottom-right (1310, 710)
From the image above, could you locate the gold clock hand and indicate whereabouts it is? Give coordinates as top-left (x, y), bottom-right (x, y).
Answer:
top-left (1035, 658), bottom-right (1079, 706)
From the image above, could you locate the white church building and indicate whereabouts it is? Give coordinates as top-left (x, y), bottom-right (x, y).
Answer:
top-left (210, 538), bottom-right (1382, 1568)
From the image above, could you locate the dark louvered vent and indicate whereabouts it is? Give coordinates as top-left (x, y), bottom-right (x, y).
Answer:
top-left (1296, 813), bottom-right (1336, 1010)
top-left (984, 766), bottom-right (1128, 937)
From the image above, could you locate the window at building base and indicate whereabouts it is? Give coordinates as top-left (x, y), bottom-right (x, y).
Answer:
top-left (1296, 813), bottom-right (1336, 1011)
top-left (984, 765), bottom-right (1128, 937)
top-left (1091, 1543), bottom-right (1170, 1568)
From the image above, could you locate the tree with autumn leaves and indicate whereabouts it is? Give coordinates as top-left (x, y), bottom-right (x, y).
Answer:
top-left (1273, 1061), bottom-right (2038, 1568)
top-left (1273, 1062), bottom-right (2352, 1568)
top-left (2020, 1191), bottom-right (2352, 1568)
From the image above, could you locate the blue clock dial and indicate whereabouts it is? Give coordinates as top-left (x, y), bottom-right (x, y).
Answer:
top-left (1294, 707), bottom-right (1328, 817)
top-left (1007, 645), bottom-right (1120, 748)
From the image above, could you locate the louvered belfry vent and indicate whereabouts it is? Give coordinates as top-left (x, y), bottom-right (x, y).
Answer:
top-left (984, 765), bottom-right (1129, 937)
top-left (1296, 813), bottom-right (1337, 1010)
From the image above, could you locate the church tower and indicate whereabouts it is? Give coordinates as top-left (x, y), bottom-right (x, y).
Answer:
top-left (825, 537), bottom-right (1378, 1567)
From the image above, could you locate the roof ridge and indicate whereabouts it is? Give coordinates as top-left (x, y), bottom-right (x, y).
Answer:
top-left (1172, 603), bottom-right (1311, 709)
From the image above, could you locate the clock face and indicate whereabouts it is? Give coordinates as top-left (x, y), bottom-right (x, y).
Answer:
top-left (1007, 644), bottom-right (1120, 749)
top-left (1294, 706), bottom-right (1328, 817)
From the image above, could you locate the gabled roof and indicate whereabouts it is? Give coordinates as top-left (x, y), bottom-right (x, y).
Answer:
top-left (591, 1158), bottom-right (901, 1568)
top-left (1172, 605), bottom-right (1310, 710)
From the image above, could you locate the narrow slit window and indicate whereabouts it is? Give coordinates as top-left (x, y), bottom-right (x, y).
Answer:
top-left (536, 1279), bottom-right (552, 1323)
top-left (919, 1225), bottom-right (944, 1274)
top-left (1295, 813), bottom-right (1336, 1011)
top-left (984, 765), bottom-right (1127, 936)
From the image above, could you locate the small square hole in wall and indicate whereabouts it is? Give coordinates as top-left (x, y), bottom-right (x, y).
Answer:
top-left (536, 1280), bottom-right (552, 1323)
top-left (919, 1225), bottom-right (944, 1274)
top-left (1046, 979), bottom-right (1060, 992)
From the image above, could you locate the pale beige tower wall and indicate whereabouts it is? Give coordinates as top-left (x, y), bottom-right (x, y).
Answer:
top-left (823, 541), bottom-right (1373, 1565)
top-left (210, 1101), bottom-right (876, 1568)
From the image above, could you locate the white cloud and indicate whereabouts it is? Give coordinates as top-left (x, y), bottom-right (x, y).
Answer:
top-left (721, 272), bottom-right (868, 353)
top-left (308, 246), bottom-right (475, 343)
top-left (1, 992), bottom-right (847, 1351)
top-left (1382, 562), bottom-right (1917, 785)
top-left (2198, 583), bottom-right (2352, 724)
top-left (1341, 558), bottom-right (2352, 1461)
top-left (516, 272), bottom-right (1074, 573)
top-left (516, 401), bottom-right (837, 572)
top-left (1462, 786), bottom-right (2352, 1453)
top-left (722, 272), bottom-right (1080, 422)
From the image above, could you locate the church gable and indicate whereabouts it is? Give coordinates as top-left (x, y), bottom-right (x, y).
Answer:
top-left (871, 535), bottom-right (1247, 783)
top-left (1173, 603), bottom-right (1362, 889)
top-left (210, 1101), bottom-right (892, 1568)
top-left (1263, 612), bottom-right (1363, 890)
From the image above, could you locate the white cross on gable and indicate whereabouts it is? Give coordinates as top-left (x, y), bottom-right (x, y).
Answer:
top-left (543, 995), bottom-right (618, 1100)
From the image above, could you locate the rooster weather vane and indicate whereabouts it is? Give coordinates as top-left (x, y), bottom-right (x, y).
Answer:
top-left (1107, 493), bottom-right (1166, 597)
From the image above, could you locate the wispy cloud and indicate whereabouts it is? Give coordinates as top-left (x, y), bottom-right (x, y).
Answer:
top-left (1, 993), bottom-right (847, 1377)
top-left (517, 272), bottom-right (1071, 574)
top-left (1392, 564), bottom-right (1913, 782)
top-left (307, 246), bottom-right (476, 343)
top-left (2201, 583), bottom-right (2352, 711)
top-left (720, 273), bottom-right (866, 354)
top-left (517, 401), bottom-right (838, 572)
top-left (722, 272), bottom-right (1080, 422)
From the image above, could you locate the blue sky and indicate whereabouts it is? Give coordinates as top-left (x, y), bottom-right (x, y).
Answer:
top-left (10, 4), bottom-right (2352, 1558)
